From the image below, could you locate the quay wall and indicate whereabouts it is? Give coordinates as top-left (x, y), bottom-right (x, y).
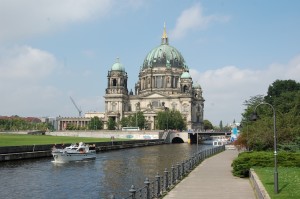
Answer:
top-left (0, 139), bottom-right (165, 162)
top-left (2, 130), bottom-right (164, 140)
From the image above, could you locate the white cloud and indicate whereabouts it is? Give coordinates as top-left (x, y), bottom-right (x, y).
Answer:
top-left (0, 0), bottom-right (116, 42)
top-left (0, 45), bottom-right (62, 116)
top-left (170, 3), bottom-right (230, 39)
top-left (0, 45), bottom-right (57, 80)
top-left (0, 44), bottom-right (106, 117)
top-left (190, 55), bottom-right (300, 126)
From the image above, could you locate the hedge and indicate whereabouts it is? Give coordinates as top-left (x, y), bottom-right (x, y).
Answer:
top-left (232, 151), bottom-right (300, 177)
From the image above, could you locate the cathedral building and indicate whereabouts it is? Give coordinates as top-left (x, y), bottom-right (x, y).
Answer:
top-left (104, 26), bottom-right (205, 130)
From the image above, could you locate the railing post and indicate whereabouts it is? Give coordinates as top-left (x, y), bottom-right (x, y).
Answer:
top-left (144, 177), bottom-right (150, 199)
top-left (129, 185), bottom-right (136, 199)
top-left (171, 165), bottom-right (175, 185)
top-left (176, 162), bottom-right (180, 181)
top-left (164, 168), bottom-right (169, 190)
top-left (155, 172), bottom-right (161, 197)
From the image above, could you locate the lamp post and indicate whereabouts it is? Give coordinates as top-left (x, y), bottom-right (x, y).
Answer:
top-left (250, 102), bottom-right (278, 194)
top-left (196, 129), bottom-right (199, 152)
top-left (164, 107), bottom-right (169, 130)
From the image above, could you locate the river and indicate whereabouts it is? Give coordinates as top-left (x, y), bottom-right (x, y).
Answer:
top-left (0, 143), bottom-right (210, 199)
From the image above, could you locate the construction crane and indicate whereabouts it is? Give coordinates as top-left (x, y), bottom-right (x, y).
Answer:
top-left (70, 96), bottom-right (82, 117)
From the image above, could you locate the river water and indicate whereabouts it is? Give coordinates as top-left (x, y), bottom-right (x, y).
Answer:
top-left (0, 143), bottom-right (210, 199)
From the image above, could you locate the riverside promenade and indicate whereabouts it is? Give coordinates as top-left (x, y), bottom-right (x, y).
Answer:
top-left (163, 149), bottom-right (256, 199)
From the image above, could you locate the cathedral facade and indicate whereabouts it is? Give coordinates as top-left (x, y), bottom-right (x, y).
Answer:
top-left (104, 26), bottom-right (205, 130)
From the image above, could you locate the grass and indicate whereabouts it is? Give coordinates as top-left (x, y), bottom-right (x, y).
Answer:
top-left (254, 167), bottom-right (300, 199)
top-left (0, 133), bottom-right (119, 146)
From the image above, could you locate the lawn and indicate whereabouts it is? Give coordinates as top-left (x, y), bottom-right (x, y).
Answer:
top-left (254, 167), bottom-right (300, 199)
top-left (0, 133), bottom-right (116, 146)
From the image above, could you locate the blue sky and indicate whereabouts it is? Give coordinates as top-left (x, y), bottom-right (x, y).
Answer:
top-left (1, 0), bottom-right (300, 126)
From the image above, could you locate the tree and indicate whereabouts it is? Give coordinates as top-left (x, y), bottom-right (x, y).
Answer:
top-left (133, 111), bottom-right (146, 129)
top-left (66, 123), bottom-right (77, 130)
top-left (107, 117), bottom-right (116, 130)
top-left (203, 120), bottom-right (213, 130)
top-left (88, 116), bottom-right (103, 130)
top-left (265, 79), bottom-right (300, 114)
top-left (120, 116), bottom-right (131, 128)
top-left (219, 120), bottom-right (223, 130)
top-left (119, 112), bottom-right (146, 129)
top-left (156, 110), bottom-right (186, 130)
top-left (237, 80), bottom-right (300, 151)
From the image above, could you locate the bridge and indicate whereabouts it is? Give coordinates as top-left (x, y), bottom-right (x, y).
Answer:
top-left (163, 131), bottom-right (231, 144)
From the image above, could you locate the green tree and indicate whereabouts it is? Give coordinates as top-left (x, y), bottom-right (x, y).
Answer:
top-left (156, 110), bottom-right (186, 130)
top-left (107, 117), bottom-right (116, 130)
top-left (120, 112), bottom-right (146, 129)
top-left (203, 119), bottom-right (213, 130)
top-left (265, 80), bottom-right (300, 114)
top-left (219, 120), bottom-right (223, 130)
top-left (120, 116), bottom-right (131, 128)
top-left (238, 80), bottom-right (300, 151)
top-left (88, 116), bottom-right (103, 130)
top-left (66, 123), bottom-right (77, 130)
top-left (132, 111), bottom-right (146, 129)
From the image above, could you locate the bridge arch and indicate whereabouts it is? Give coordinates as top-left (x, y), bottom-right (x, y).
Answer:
top-left (172, 137), bottom-right (184, 143)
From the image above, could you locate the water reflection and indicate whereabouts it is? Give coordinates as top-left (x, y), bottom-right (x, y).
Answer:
top-left (0, 143), bottom-right (209, 199)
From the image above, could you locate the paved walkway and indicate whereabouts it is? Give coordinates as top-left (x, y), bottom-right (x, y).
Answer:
top-left (163, 149), bottom-right (256, 199)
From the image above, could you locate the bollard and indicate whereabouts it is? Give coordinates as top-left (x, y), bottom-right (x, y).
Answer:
top-left (171, 165), bottom-right (175, 185)
top-left (155, 172), bottom-right (161, 197)
top-left (144, 177), bottom-right (150, 199)
top-left (176, 162), bottom-right (180, 181)
top-left (164, 168), bottom-right (169, 191)
top-left (129, 185), bottom-right (136, 199)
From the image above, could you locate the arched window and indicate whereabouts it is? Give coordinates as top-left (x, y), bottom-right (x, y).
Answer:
top-left (112, 79), bottom-right (117, 86)
top-left (183, 85), bottom-right (188, 93)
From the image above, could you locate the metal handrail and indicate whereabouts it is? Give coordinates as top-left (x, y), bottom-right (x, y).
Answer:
top-left (112, 145), bottom-right (225, 199)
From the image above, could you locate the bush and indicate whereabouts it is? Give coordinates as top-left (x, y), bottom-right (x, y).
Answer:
top-left (232, 151), bottom-right (300, 177)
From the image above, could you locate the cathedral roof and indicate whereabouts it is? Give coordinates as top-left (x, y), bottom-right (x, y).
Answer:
top-left (111, 57), bottom-right (124, 71)
top-left (181, 71), bottom-right (191, 79)
top-left (193, 82), bottom-right (202, 89)
top-left (141, 24), bottom-right (188, 70)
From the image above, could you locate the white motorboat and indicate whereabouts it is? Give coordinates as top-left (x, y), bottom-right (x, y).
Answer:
top-left (212, 136), bottom-right (229, 146)
top-left (52, 142), bottom-right (96, 163)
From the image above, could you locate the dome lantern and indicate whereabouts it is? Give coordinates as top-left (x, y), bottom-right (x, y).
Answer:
top-left (142, 24), bottom-right (187, 70)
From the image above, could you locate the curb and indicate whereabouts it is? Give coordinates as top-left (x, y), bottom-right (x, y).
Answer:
top-left (249, 168), bottom-right (271, 199)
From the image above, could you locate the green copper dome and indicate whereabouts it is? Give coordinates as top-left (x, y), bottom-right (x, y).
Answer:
top-left (142, 25), bottom-right (188, 70)
top-left (111, 58), bottom-right (124, 71)
top-left (193, 82), bottom-right (201, 89)
top-left (181, 71), bottom-right (191, 79)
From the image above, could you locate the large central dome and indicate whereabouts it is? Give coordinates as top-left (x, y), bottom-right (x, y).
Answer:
top-left (142, 26), bottom-right (187, 70)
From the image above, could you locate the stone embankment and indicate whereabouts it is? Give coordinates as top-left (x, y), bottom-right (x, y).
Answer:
top-left (0, 139), bottom-right (164, 162)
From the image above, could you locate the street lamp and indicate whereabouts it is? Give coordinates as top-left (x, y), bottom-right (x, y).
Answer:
top-left (250, 102), bottom-right (278, 194)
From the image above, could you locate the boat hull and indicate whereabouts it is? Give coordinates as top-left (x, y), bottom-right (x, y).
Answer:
top-left (52, 151), bottom-right (96, 163)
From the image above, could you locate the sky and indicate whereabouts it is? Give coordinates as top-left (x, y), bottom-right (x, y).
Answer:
top-left (1, 0), bottom-right (300, 126)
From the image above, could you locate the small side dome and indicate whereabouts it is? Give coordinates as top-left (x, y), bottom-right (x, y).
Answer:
top-left (181, 72), bottom-right (191, 79)
top-left (111, 57), bottom-right (124, 71)
top-left (193, 83), bottom-right (201, 89)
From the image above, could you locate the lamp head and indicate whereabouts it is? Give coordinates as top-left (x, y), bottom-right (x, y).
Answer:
top-left (250, 112), bottom-right (259, 121)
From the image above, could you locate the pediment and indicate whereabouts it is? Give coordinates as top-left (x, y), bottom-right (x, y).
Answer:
top-left (142, 92), bottom-right (167, 99)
